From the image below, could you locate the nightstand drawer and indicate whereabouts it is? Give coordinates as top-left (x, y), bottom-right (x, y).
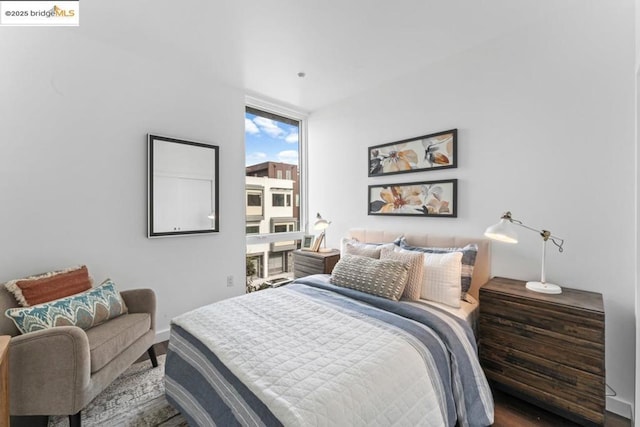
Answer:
top-left (294, 255), bottom-right (325, 271)
top-left (481, 341), bottom-right (605, 404)
top-left (481, 293), bottom-right (604, 343)
top-left (479, 320), bottom-right (603, 374)
top-left (482, 359), bottom-right (605, 425)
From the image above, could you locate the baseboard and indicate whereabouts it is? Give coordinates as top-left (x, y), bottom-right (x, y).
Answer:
top-left (607, 395), bottom-right (633, 420)
top-left (155, 328), bottom-right (170, 344)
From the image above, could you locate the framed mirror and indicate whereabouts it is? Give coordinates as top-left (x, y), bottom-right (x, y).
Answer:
top-left (148, 134), bottom-right (219, 237)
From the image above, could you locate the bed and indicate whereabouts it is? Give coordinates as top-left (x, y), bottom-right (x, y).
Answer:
top-left (165, 229), bottom-right (494, 426)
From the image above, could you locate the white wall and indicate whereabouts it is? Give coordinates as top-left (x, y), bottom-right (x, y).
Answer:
top-left (309, 2), bottom-right (635, 417)
top-left (636, 1), bottom-right (640, 423)
top-left (0, 18), bottom-right (247, 339)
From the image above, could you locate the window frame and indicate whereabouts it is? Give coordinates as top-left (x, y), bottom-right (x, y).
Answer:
top-left (246, 224), bottom-right (260, 234)
top-left (272, 193), bottom-right (286, 207)
top-left (245, 97), bottom-right (308, 246)
top-left (247, 193), bottom-right (262, 207)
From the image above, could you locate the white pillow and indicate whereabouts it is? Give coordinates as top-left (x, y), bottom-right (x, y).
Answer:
top-left (421, 251), bottom-right (463, 308)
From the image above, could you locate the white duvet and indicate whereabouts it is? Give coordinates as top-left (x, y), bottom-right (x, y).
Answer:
top-left (172, 286), bottom-right (447, 426)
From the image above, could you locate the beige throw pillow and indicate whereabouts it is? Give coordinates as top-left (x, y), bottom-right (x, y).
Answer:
top-left (340, 238), bottom-right (394, 259)
top-left (380, 246), bottom-right (424, 300)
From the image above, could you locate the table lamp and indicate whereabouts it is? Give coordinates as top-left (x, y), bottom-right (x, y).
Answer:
top-left (484, 211), bottom-right (565, 294)
top-left (314, 213), bottom-right (332, 253)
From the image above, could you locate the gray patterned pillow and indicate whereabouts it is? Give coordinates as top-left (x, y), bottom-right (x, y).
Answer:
top-left (330, 255), bottom-right (409, 301)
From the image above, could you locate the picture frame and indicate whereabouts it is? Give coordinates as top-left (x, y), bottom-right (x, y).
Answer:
top-left (368, 179), bottom-right (457, 217)
top-left (368, 129), bottom-right (457, 177)
top-left (301, 235), bottom-right (316, 251)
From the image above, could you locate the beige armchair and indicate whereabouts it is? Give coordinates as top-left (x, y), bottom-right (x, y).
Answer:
top-left (0, 286), bottom-right (157, 427)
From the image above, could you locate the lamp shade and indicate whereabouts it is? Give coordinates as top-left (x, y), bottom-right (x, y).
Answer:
top-left (314, 213), bottom-right (330, 230)
top-left (484, 218), bottom-right (518, 243)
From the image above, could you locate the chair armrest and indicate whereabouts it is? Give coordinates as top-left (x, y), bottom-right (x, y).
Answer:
top-left (120, 288), bottom-right (156, 331)
top-left (9, 326), bottom-right (91, 415)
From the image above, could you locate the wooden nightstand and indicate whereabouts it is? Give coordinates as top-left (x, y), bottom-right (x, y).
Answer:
top-left (293, 249), bottom-right (340, 279)
top-left (479, 277), bottom-right (605, 426)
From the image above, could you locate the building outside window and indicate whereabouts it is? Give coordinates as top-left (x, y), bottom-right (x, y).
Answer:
top-left (245, 103), bottom-right (306, 290)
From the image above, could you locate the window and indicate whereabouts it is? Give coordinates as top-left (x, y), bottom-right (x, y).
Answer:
top-left (271, 219), bottom-right (296, 234)
top-left (245, 101), bottom-right (306, 289)
top-left (247, 254), bottom-right (263, 278)
top-left (247, 193), bottom-right (261, 206)
top-left (272, 193), bottom-right (285, 207)
top-left (246, 187), bottom-right (264, 221)
top-left (268, 253), bottom-right (285, 275)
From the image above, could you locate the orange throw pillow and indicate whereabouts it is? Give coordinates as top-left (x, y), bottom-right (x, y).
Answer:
top-left (4, 265), bottom-right (92, 307)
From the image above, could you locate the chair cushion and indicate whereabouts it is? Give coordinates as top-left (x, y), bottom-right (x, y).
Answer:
top-left (4, 265), bottom-right (91, 307)
top-left (4, 280), bottom-right (128, 334)
top-left (85, 312), bottom-right (150, 373)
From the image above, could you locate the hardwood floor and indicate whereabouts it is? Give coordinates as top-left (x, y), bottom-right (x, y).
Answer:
top-left (12, 341), bottom-right (632, 426)
top-left (492, 387), bottom-right (630, 427)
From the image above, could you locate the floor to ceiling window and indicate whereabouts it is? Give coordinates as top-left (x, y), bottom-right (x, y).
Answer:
top-left (245, 101), bottom-right (307, 291)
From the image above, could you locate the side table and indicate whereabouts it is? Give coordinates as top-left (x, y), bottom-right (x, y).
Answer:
top-left (479, 276), bottom-right (605, 426)
top-left (293, 249), bottom-right (340, 279)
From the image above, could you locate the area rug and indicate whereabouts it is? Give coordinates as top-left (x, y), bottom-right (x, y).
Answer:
top-left (48, 354), bottom-right (187, 427)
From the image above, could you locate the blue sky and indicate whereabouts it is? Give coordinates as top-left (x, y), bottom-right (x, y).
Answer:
top-left (245, 112), bottom-right (299, 167)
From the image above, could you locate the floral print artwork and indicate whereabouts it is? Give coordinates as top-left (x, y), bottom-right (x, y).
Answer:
top-left (369, 130), bottom-right (456, 176)
top-left (369, 180), bottom-right (457, 217)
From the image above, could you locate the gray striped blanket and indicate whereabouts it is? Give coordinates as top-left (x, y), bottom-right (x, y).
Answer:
top-left (165, 275), bottom-right (494, 426)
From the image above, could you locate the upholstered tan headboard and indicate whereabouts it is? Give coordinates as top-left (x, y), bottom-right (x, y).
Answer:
top-left (347, 228), bottom-right (491, 300)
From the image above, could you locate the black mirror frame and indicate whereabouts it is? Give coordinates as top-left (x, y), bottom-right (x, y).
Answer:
top-left (148, 134), bottom-right (219, 237)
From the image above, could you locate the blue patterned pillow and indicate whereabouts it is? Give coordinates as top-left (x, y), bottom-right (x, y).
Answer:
top-left (5, 279), bottom-right (128, 334)
top-left (395, 237), bottom-right (478, 298)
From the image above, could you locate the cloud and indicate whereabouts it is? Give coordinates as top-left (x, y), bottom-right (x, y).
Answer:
top-left (278, 150), bottom-right (299, 165)
top-left (285, 132), bottom-right (298, 144)
top-left (246, 151), bottom-right (267, 166)
top-left (253, 117), bottom-right (285, 138)
top-left (245, 118), bottom-right (259, 134)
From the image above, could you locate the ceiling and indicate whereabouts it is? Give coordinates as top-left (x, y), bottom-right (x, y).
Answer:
top-left (87, 0), bottom-right (576, 112)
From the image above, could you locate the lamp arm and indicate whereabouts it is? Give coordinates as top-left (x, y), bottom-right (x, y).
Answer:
top-left (507, 214), bottom-right (565, 253)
